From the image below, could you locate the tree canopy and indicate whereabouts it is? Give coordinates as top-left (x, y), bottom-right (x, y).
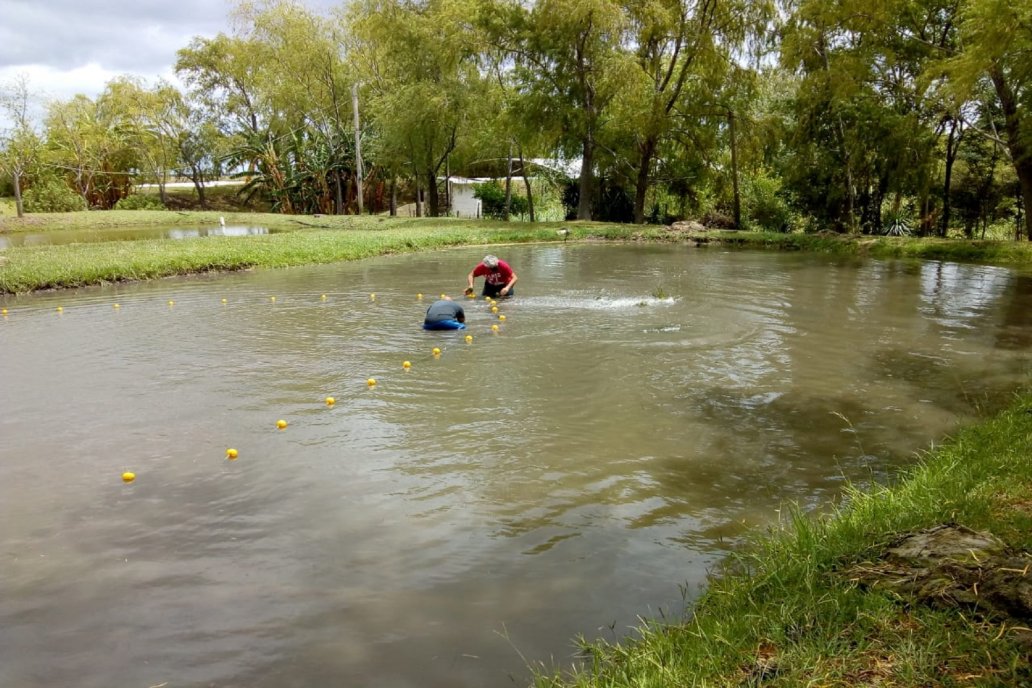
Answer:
top-left (1, 0), bottom-right (1028, 237)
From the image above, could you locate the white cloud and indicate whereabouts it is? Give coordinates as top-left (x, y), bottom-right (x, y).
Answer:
top-left (0, 0), bottom-right (338, 130)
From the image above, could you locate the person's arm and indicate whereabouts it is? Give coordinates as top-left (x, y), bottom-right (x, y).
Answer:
top-left (466, 268), bottom-right (477, 291)
top-left (500, 269), bottom-right (518, 296)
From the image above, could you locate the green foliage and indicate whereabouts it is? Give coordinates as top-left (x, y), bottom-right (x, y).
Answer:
top-left (473, 180), bottom-right (529, 219)
top-left (741, 169), bottom-right (793, 231)
top-left (882, 206), bottom-right (913, 237)
top-left (114, 193), bottom-right (166, 210)
top-left (23, 177), bottom-right (87, 213)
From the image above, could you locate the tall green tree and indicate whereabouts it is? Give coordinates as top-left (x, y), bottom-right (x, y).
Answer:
top-left (946, 0), bottom-right (1032, 239)
top-left (44, 94), bottom-right (137, 209)
top-left (482, 0), bottom-right (632, 220)
top-left (347, 0), bottom-right (488, 217)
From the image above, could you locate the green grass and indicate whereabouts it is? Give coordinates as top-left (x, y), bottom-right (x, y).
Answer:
top-left (0, 196), bottom-right (16, 217)
top-left (0, 216), bottom-right (625, 293)
top-left (710, 231), bottom-right (1032, 265)
top-left (5, 212), bottom-right (1032, 293)
top-left (534, 393), bottom-right (1032, 687)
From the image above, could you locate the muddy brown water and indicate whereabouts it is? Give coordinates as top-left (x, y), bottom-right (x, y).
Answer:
top-left (1, 244), bottom-right (1031, 687)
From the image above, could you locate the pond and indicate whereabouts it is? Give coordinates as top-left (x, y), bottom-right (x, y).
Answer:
top-left (0, 224), bottom-right (282, 248)
top-left (1, 244), bottom-right (1030, 688)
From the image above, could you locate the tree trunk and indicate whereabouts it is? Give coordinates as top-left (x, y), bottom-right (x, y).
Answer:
top-left (990, 66), bottom-right (1032, 240)
top-left (633, 137), bottom-right (655, 225)
top-left (352, 84), bottom-right (364, 215)
top-left (504, 141), bottom-right (513, 221)
top-left (518, 149), bottom-right (534, 222)
top-left (577, 135), bottom-right (594, 220)
top-left (415, 182), bottom-right (423, 217)
top-left (13, 169), bottom-right (24, 218)
top-left (426, 171), bottom-right (440, 217)
top-left (389, 177), bottom-right (397, 217)
top-left (729, 110), bottom-right (741, 229)
top-left (335, 172), bottom-right (343, 215)
top-left (191, 165), bottom-right (207, 208)
top-left (940, 118), bottom-right (960, 238)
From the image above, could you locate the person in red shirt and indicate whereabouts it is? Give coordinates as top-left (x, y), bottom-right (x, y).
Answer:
top-left (465, 254), bottom-right (517, 298)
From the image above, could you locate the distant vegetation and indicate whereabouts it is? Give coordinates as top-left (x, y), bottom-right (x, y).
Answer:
top-left (1, 0), bottom-right (1030, 241)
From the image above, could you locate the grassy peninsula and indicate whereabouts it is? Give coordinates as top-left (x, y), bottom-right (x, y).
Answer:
top-left (1, 209), bottom-right (1030, 686)
top-left (3, 209), bottom-right (1032, 294)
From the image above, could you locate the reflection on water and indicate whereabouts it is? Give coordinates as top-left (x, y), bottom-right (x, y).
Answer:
top-left (0, 225), bottom-right (279, 248)
top-left (1, 245), bottom-right (1030, 687)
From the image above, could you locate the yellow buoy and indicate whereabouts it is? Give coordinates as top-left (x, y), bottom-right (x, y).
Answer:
top-left (491, 324), bottom-right (499, 332)
top-left (465, 334), bottom-right (473, 344)
top-left (276, 419), bottom-right (288, 430)
top-left (432, 347), bottom-right (441, 356)
top-left (221, 298), bottom-right (227, 304)
top-left (270, 296), bottom-right (276, 302)
top-left (367, 378), bottom-right (377, 387)
top-left (417, 293), bottom-right (424, 300)
top-left (498, 314), bottom-right (506, 321)
top-left (325, 396), bottom-right (336, 406)
top-left (56, 306), bottom-right (63, 313)
top-left (121, 471), bottom-right (136, 483)
top-left (440, 293), bottom-right (446, 299)
top-left (491, 306), bottom-right (499, 313)
top-left (167, 300), bottom-right (174, 306)
top-left (321, 294), bottom-right (327, 300)
top-left (1, 308), bottom-right (7, 315)
top-left (226, 448), bottom-right (238, 460)
top-left (403, 360), bottom-right (412, 369)
top-left (113, 303), bottom-right (120, 309)
top-left (370, 293), bottom-right (376, 300)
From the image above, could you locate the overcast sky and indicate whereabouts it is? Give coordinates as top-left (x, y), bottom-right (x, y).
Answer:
top-left (0, 0), bottom-right (336, 127)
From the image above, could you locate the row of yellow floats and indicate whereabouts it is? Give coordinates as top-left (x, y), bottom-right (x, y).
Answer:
top-left (120, 289), bottom-right (506, 483)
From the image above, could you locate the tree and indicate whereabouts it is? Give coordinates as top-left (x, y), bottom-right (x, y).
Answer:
top-left (617, 0), bottom-right (772, 224)
top-left (99, 77), bottom-right (188, 205)
top-left (780, 0), bottom-right (960, 233)
top-left (347, 0), bottom-right (488, 217)
top-left (483, 0), bottom-right (631, 221)
top-left (44, 94), bottom-right (137, 209)
top-left (0, 75), bottom-right (42, 218)
top-left (946, 0), bottom-right (1032, 240)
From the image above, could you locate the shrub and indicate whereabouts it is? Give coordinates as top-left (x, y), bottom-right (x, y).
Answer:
top-left (742, 170), bottom-right (793, 232)
top-left (115, 193), bottom-right (166, 210)
top-left (23, 178), bottom-right (87, 213)
top-left (473, 180), bottom-right (529, 219)
top-left (882, 208), bottom-right (913, 236)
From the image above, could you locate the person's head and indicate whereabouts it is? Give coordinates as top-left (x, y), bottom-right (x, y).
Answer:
top-left (482, 255), bottom-right (499, 269)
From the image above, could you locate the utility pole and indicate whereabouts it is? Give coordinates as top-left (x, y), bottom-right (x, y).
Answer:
top-left (352, 83), bottom-right (364, 214)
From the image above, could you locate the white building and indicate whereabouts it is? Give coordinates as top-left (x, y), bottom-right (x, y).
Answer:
top-left (446, 177), bottom-right (486, 218)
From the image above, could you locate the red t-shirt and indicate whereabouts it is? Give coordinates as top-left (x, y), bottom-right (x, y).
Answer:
top-left (473, 260), bottom-right (514, 286)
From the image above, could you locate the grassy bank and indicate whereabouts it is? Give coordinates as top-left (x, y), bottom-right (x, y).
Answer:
top-left (4, 211), bottom-right (1032, 294)
top-left (536, 393), bottom-right (1032, 687)
top-left (712, 231), bottom-right (1032, 266)
top-left (0, 214), bottom-right (623, 293)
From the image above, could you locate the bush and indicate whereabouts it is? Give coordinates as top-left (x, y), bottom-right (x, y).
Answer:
top-left (742, 170), bottom-right (793, 232)
top-left (23, 178), bottom-right (86, 213)
top-left (115, 193), bottom-right (166, 210)
top-left (473, 180), bottom-right (529, 219)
